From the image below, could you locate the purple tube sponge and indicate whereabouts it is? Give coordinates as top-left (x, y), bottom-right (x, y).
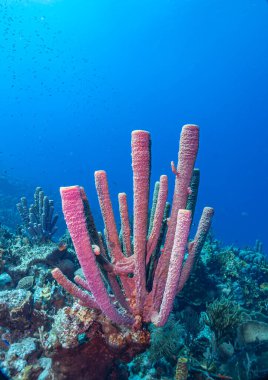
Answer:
top-left (53, 125), bottom-right (214, 328)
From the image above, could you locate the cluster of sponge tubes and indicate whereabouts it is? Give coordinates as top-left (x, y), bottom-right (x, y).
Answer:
top-left (52, 124), bottom-right (214, 328)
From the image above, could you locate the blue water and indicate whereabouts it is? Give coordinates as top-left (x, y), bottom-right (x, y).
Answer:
top-left (0, 0), bottom-right (267, 250)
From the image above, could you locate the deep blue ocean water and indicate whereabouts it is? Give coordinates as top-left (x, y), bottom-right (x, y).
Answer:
top-left (0, 0), bottom-right (267, 251)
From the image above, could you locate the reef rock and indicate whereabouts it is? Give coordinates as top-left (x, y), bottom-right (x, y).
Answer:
top-left (0, 289), bottom-right (32, 329)
top-left (238, 321), bottom-right (268, 344)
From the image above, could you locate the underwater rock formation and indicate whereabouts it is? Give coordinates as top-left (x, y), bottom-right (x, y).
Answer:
top-left (0, 289), bottom-right (32, 329)
top-left (1, 233), bottom-right (75, 283)
top-left (16, 187), bottom-right (58, 244)
top-left (40, 302), bottom-right (150, 379)
top-left (238, 320), bottom-right (268, 345)
top-left (52, 125), bottom-right (214, 328)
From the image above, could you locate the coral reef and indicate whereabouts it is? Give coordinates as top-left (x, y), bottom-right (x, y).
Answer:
top-left (16, 187), bottom-right (58, 244)
top-left (126, 235), bottom-right (268, 380)
top-left (42, 302), bottom-right (150, 379)
top-left (0, 225), bottom-right (150, 379)
top-left (0, 289), bottom-right (32, 329)
top-left (0, 224), bottom-right (76, 284)
top-left (0, 218), bottom-right (267, 379)
top-left (0, 127), bottom-right (267, 379)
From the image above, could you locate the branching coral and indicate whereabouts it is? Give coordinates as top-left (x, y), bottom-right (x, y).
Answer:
top-left (52, 125), bottom-right (214, 328)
